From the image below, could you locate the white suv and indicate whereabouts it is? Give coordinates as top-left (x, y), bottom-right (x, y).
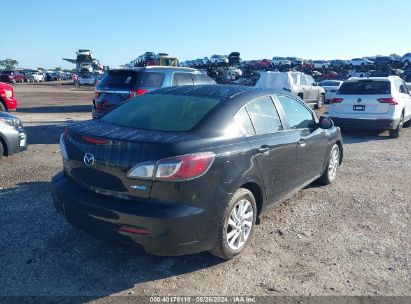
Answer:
top-left (271, 57), bottom-right (291, 67)
top-left (348, 58), bottom-right (374, 68)
top-left (328, 76), bottom-right (411, 138)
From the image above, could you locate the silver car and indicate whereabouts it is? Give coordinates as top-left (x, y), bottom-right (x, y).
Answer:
top-left (0, 112), bottom-right (27, 159)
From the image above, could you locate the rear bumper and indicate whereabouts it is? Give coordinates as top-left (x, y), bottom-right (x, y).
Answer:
top-left (328, 117), bottom-right (400, 130)
top-left (51, 172), bottom-right (219, 256)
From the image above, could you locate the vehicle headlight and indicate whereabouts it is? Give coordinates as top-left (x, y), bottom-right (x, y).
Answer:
top-left (4, 90), bottom-right (13, 98)
top-left (0, 118), bottom-right (20, 128)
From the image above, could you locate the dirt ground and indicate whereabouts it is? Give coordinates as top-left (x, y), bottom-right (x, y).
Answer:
top-left (0, 82), bottom-right (410, 299)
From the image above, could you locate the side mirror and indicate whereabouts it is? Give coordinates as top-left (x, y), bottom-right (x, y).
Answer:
top-left (312, 82), bottom-right (317, 86)
top-left (319, 116), bottom-right (334, 129)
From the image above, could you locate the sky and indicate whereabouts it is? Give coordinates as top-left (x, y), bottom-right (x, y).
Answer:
top-left (1, 0), bottom-right (410, 69)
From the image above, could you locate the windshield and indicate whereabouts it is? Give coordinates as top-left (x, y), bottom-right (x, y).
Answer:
top-left (101, 94), bottom-right (220, 132)
top-left (337, 81), bottom-right (391, 95)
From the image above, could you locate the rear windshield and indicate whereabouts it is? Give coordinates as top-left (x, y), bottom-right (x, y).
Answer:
top-left (101, 93), bottom-right (220, 132)
top-left (321, 81), bottom-right (341, 86)
top-left (98, 70), bottom-right (164, 89)
top-left (337, 81), bottom-right (391, 95)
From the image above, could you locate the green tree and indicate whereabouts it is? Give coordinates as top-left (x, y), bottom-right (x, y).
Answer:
top-left (390, 53), bottom-right (401, 59)
top-left (54, 67), bottom-right (63, 71)
top-left (0, 59), bottom-right (19, 70)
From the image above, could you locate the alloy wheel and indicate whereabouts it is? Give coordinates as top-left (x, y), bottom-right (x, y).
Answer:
top-left (328, 146), bottom-right (340, 181)
top-left (226, 199), bottom-right (253, 250)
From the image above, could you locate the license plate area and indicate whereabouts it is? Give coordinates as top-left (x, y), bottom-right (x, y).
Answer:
top-left (353, 105), bottom-right (365, 111)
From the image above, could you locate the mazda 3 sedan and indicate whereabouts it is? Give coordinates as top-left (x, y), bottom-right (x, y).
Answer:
top-left (52, 85), bottom-right (343, 259)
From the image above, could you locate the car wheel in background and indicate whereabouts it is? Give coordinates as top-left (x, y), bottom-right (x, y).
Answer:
top-left (314, 94), bottom-right (324, 109)
top-left (0, 101), bottom-right (6, 112)
top-left (319, 144), bottom-right (340, 185)
top-left (0, 140), bottom-right (3, 159)
top-left (404, 117), bottom-right (411, 128)
top-left (389, 113), bottom-right (404, 138)
top-left (211, 188), bottom-right (257, 260)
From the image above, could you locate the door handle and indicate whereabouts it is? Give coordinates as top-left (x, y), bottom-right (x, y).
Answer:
top-left (257, 145), bottom-right (270, 153)
top-left (297, 140), bottom-right (306, 147)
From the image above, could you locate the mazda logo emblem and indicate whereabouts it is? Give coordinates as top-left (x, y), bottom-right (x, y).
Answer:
top-left (83, 153), bottom-right (95, 167)
top-left (357, 98), bottom-right (362, 103)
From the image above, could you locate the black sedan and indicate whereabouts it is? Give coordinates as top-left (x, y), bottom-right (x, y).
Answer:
top-left (52, 85), bottom-right (343, 259)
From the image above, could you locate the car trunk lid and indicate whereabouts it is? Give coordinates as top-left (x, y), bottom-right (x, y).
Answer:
top-left (63, 120), bottom-right (195, 199)
top-left (332, 80), bottom-right (393, 114)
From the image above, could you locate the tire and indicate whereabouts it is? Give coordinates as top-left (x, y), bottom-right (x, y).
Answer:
top-left (0, 140), bottom-right (3, 159)
top-left (404, 117), bottom-right (411, 128)
top-left (210, 188), bottom-right (257, 260)
top-left (319, 144), bottom-right (340, 185)
top-left (0, 101), bottom-right (6, 112)
top-left (314, 94), bottom-right (324, 109)
top-left (389, 113), bottom-right (404, 138)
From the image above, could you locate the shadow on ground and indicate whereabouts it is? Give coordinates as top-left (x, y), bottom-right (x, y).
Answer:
top-left (341, 129), bottom-right (396, 144)
top-left (0, 182), bottom-right (222, 297)
top-left (18, 105), bottom-right (92, 114)
top-left (25, 122), bottom-right (70, 145)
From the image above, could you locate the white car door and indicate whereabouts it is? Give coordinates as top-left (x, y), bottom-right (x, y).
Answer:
top-left (398, 80), bottom-right (411, 120)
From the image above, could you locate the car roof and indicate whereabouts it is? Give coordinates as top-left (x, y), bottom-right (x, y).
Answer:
top-left (115, 66), bottom-right (199, 73)
top-left (151, 85), bottom-right (279, 101)
top-left (345, 76), bottom-right (400, 82)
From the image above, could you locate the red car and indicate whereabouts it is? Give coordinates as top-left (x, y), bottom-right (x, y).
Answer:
top-left (0, 71), bottom-right (24, 84)
top-left (259, 59), bottom-right (272, 69)
top-left (0, 82), bottom-right (18, 111)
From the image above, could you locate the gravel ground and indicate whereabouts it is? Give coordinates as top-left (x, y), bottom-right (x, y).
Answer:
top-left (0, 82), bottom-right (410, 299)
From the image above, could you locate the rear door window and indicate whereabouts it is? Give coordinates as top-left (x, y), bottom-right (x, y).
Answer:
top-left (246, 97), bottom-right (283, 135)
top-left (192, 74), bottom-right (215, 85)
top-left (137, 72), bottom-right (165, 88)
top-left (337, 81), bottom-right (391, 95)
top-left (234, 108), bottom-right (255, 136)
top-left (277, 95), bottom-right (316, 129)
top-left (172, 73), bottom-right (194, 86)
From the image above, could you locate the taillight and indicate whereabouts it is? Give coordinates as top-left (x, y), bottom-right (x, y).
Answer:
top-left (127, 152), bottom-right (215, 181)
top-left (81, 135), bottom-right (110, 145)
top-left (129, 89), bottom-right (148, 98)
top-left (94, 90), bottom-right (101, 99)
top-left (377, 98), bottom-right (398, 105)
top-left (330, 98), bottom-right (344, 104)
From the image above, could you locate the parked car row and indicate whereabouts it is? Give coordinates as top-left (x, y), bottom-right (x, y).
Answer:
top-left (181, 53), bottom-right (410, 72)
top-left (0, 70), bottom-right (73, 84)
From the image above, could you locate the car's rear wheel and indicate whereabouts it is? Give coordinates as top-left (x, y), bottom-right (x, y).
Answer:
top-left (404, 116), bottom-right (411, 128)
top-left (0, 141), bottom-right (3, 159)
top-left (210, 188), bottom-right (256, 260)
top-left (314, 94), bottom-right (324, 109)
top-left (0, 101), bottom-right (6, 112)
top-left (389, 114), bottom-right (404, 138)
top-left (319, 144), bottom-right (340, 185)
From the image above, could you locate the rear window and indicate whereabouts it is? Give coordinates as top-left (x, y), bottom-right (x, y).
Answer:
top-left (321, 81), bottom-right (341, 86)
top-left (192, 74), bottom-right (215, 85)
top-left (98, 70), bottom-right (164, 89)
top-left (337, 81), bottom-right (391, 95)
top-left (99, 70), bottom-right (140, 89)
top-left (101, 93), bottom-right (220, 132)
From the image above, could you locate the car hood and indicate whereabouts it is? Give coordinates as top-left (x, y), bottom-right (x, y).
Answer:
top-left (0, 82), bottom-right (13, 90)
